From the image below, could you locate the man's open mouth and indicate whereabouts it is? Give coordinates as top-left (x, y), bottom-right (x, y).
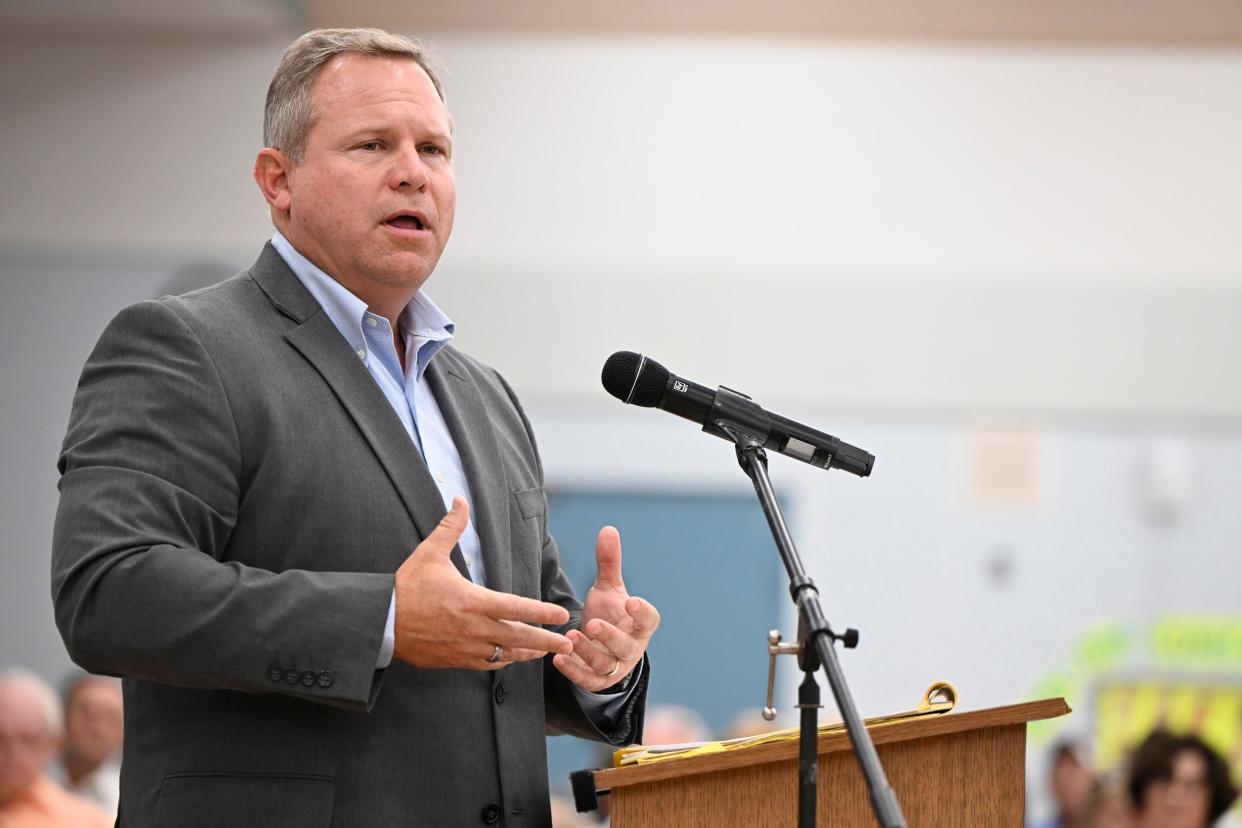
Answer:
top-left (385, 213), bottom-right (426, 230)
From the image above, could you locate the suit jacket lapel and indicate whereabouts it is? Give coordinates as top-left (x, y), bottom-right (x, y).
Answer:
top-left (249, 243), bottom-right (472, 580)
top-left (426, 352), bottom-right (512, 595)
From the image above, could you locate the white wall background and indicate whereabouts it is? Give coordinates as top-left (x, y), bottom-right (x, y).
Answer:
top-left (2, 25), bottom-right (1240, 821)
top-left (3, 33), bottom-right (1241, 416)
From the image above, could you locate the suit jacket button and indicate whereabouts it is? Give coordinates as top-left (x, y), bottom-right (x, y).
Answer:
top-left (317, 670), bottom-right (335, 688)
top-left (301, 671), bottom-right (317, 688)
top-left (284, 669), bottom-right (300, 685)
top-left (268, 665), bottom-right (284, 683)
top-left (493, 682), bottom-right (507, 705)
top-left (481, 803), bottom-right (501, 824)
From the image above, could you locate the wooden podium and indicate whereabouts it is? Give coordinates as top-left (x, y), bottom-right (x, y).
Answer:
top-left (577, 697), bottom-right (1070, 827)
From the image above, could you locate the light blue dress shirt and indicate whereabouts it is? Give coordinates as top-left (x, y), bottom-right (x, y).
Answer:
top-left (271, 232), bottom-right (634, 719)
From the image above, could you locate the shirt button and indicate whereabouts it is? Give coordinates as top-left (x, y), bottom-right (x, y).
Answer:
top-left (301, 671), bottom-right (317, 688)
top-left (267, 665), bottom-right (284, 683)
top-left (493, 682), bottom-right (507, 705)
top-left (284, 669), bottom-right (300, 685)
top-left (356, 349), bottom-right (366, 360)
top-left (435, 469), bottom-right (445, 482)
top-left (481, 803), bottom-right (501, 824)
top-left (317, 670), bottom-right (335, 689)
top-left (366, 317), bottom-right (378, 328)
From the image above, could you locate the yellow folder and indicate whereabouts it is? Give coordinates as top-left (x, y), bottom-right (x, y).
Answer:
top-left (614, 681), bottom-right (958, 767)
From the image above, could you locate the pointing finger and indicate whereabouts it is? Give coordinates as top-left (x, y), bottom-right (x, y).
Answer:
top-left (485, 618), bottom-right (572, 655)
top-left (593, 526), bottom-right (624, 589)
top-left (478, 588), bottom-right (570, 628)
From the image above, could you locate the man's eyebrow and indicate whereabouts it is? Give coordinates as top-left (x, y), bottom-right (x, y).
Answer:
top-left (344, 126), bottom-right (453, 143)
top-left (346, 125), bottom-right (395, 138)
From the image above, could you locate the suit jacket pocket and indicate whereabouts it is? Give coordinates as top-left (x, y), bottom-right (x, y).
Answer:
top-left (155, 772), bottom-right (334, 828)
top-left (513, 486), bottom-right (547, 520)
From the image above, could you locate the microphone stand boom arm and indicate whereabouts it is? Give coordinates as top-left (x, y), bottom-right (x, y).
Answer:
top-left (713, 388), bottom-right (907, 828)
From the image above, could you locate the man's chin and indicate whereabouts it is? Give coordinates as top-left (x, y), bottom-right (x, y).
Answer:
top-left (389, 250), bottom-right (442, 281)
top-left (365, 255), bottom-right (437, 292)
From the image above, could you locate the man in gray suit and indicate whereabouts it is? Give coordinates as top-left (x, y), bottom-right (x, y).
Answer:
top-left (52, 28), bottom-right (657, 826)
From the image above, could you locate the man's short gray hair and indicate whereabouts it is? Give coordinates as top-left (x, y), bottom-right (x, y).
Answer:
top-left (264, 28), bottom-right (445, 163)
top-left (0, 669), bottom-right (64, 736)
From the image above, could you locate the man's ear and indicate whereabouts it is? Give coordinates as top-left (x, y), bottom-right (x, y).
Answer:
top-left (253, 148), bottom-right (293, 216)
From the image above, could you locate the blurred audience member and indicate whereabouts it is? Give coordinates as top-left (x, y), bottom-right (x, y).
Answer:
top-left (1035, 739), bottom-right (1096, 828)
top-left (550, 794), bottom-right (593, 827)
top-left (49, 672), bottom-right (122, 817)
top-left (0, 670), bottom-right (111, 827)
top-left (1127, 729), bottom-right (1237, 828)
top-left (638, 704), bottom-right (712, 746)
top-left (1082, 774), bottom-right (1134, 828)
top-left (724, 708), bottom-right (786, 741)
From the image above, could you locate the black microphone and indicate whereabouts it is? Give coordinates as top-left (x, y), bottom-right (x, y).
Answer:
top-left (601, 351), bottom-right (874, 477)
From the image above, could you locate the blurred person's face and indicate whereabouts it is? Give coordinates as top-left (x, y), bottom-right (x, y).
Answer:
top-left (1137, 749), bottom-right (1211, 828)
top-left (1089, 786), bottom-right (1137, 828)
top-left (63, 679), bottom-right (123, 769)
top-left (640, 712), bottom-right (709, 746)
top-left (0, 691), bottom-right (58, 805)
top-left (1051, 752), bottom-right (1095, 819)
top-left (254, 53), bottom-right (456, 317)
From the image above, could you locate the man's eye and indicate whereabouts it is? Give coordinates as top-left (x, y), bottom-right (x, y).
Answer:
top-left (358, 141), bottom-right (382, 151)
top-left (420, 144), bottom-right (445, 156)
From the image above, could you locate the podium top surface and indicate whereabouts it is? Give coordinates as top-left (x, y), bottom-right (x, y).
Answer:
top-left (590, 696), bottom-right (1070, 792)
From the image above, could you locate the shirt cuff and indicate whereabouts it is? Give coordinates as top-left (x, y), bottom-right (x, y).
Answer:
top-left (376, 590), bottom-right (396, 669)
top-left (571, 656), bottom-right (645, 729)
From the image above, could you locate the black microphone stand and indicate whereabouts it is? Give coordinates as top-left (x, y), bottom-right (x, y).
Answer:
top-left (712, 389), bottom-right (907, 828)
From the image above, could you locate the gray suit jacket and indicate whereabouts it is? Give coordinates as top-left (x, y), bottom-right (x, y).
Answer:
top-left (51, 244), bottom-right (647, 827)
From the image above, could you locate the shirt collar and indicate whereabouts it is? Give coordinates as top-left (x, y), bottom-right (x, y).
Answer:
top-left (270, 230), bottom-right (455, 381)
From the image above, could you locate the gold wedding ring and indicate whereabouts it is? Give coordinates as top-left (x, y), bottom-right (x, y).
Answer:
top-left (486, 644), bottom-right (503, 664)
top-left (602, 657), bottom-right (621, 678)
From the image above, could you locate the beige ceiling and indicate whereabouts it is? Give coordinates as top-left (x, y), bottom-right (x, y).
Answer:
top-left (307, 0), bottom-right (1242, 47)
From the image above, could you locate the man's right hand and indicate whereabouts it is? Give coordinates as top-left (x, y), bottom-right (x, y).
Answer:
top-left (393, 497), bottom-right (573, 670)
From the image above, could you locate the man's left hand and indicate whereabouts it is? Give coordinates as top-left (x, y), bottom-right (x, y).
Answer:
top-left (553, 526), bottom-right (659, 693)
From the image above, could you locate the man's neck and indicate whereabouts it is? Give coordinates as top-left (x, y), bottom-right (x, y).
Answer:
top-left (275, 225), bottom-right (416, 324)
top-left (340, 285), bottom-right (411, 329)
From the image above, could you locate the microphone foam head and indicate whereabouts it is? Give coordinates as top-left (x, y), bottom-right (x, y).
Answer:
top-left (601, 351), bottom-right (669, 407)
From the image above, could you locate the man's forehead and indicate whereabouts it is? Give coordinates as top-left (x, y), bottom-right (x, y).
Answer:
top-left (314, 53), bottom-right (439, 103)
top-left (307, 53), bottom-right (451, 136)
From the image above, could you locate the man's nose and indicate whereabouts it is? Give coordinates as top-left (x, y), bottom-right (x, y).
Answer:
top-left (387, 147), bottom-right (429, 190)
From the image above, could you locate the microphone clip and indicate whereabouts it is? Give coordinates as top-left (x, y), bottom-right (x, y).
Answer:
top-left (707, 385), bottom-right (772, 451)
